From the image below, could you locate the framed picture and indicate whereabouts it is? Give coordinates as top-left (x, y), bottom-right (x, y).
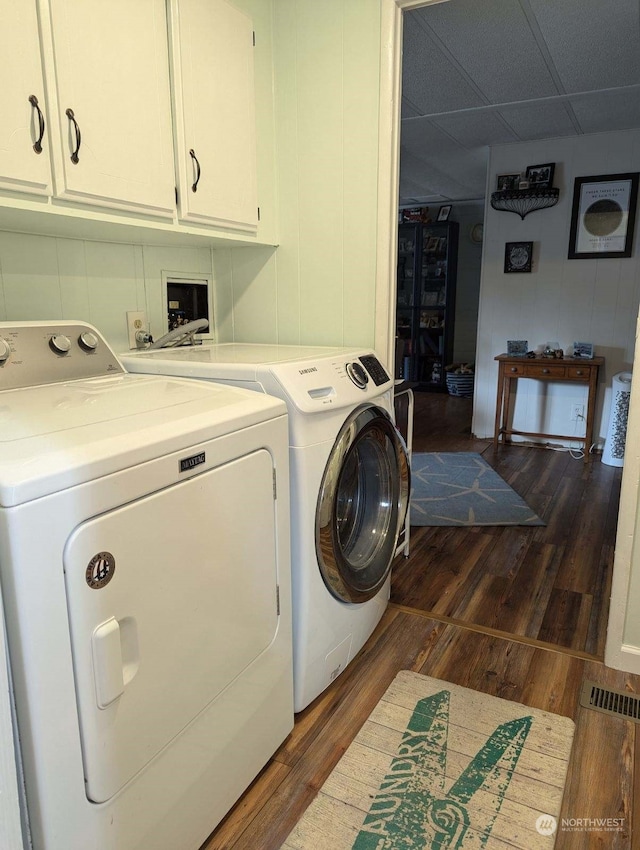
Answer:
top-left (507, 340), bottom-right (528, 357)
top-left (525, 162), bottom-right (555, 189)
top-left (568, 172), bottom-right (639, 259)
top-left (573, 341), bottom-right (594, 359)
top-left (425, 236), bottom-right (439, 251)
top-left (504, 241), bottom-right (533, 273)
top-left (496, 173), bottom-right (520, 191)
top-left (437, 204), bottom-right (451, 221)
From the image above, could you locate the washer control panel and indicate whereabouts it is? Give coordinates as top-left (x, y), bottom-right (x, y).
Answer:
top-left (346, 361), bottom-right (369, 389)
top-left (359, 354), bottom-right (390, 386)
top-left (0, 321), bottom-right (124, 390)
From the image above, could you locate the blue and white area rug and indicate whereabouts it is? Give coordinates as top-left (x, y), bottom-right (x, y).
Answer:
top-left (282, 671), bottom-right (574, 849)
top-left (410, 452), bottom-right (544, 527)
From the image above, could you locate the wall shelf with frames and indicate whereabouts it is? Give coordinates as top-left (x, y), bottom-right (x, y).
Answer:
top-left (490, 188), bottom-right (559, 220)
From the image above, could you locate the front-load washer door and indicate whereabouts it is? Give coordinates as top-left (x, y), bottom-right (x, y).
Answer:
top-left (316, 405), bottom-right (409, 603)
top-left (64, 449), bottom-right (279, 803)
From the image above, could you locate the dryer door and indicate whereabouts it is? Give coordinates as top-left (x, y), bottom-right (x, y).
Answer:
top-left (316, 405), bottom-right (409, 603)
top-left (64, 448), bottom-right (279, 803)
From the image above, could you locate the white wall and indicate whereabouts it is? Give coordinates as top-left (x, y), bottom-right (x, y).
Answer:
top-left (606, 314), bottom-right (640, 670)
top-left (212, 0), bottom-right (386, 350)
top-left (268, 0), bottom-right (382, 348)
top-left (0, 232), bottom-right (213, 352)
top-left (473, 129), bottom-right (640, 446)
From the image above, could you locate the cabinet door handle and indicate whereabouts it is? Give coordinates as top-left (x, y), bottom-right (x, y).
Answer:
top-left (28, 95), bottom-right (45, 154)
top-left (65, 108), bottom-right (81, 164)
top-left (510, 366), bottom-right (518, 373)
top-left (189, 149), bottom-right (201, 192)
top-left (542, 368), bottom-right (550, 374)
top-left (576, 370), bottom-right (583, 376)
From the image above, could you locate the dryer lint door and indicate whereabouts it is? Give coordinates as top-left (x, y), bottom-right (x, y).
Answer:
top-left (64, 448), bottom-right (279, 803)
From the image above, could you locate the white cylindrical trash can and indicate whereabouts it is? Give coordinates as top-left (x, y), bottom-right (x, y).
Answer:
top-left (602, 371), bottom-right (632, 467)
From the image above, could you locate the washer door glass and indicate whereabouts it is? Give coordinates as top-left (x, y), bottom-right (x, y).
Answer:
top-left (316, 404), bottom-right (409, 603)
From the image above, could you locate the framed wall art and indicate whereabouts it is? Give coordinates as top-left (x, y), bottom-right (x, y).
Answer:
top-left (573, 341), bottom-right (594, 359)
top-left (525, 162), bottom-right (555, 189)
top-left (568, 172), bottom-right (639, 259)
top-left (496, 173), bottom-right (520, 191)
top-left (437, 204), bottom-right (451, 221)
top-left (507, 340), bottom-right (528, 356)
top-left (504, 241), bottom-right (533, 273)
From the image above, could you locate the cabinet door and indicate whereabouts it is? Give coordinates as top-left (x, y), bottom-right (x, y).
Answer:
top-left (0, 1), bottom-right (52, 196)
top-left (170, 0), bottom-right (258, 232)
top-left (45, 0), bottom-right (175, 216)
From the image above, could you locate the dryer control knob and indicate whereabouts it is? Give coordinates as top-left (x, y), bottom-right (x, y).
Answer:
top-left (78, 331), bottom-right (99, 351)
top-left (50, 334), bottom-right (71, 354)
top-left (346, 361), bottom-right (369, 389)
top-left (0, 338), bottom-right (10, 362)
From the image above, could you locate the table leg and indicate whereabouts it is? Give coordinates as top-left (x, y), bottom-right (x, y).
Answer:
top-left (502, 375), bottom-right (513, 443)
top-left (493, 365), bottom-right (505, 450)
top-left (584, 366), bottom-right (599, 463)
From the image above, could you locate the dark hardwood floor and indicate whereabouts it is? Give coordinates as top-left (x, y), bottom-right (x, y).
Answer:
top-left (393, 390), bottom-right (623, 658)
top-left (201, 390), bottom-right (637, 850)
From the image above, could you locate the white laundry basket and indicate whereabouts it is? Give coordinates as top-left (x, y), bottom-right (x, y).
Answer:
top-left (602, 371), bottom-right (632, 467)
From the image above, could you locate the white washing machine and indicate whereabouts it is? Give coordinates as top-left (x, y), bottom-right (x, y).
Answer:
top-left (0, 322), bottom-right (293, 850)
top-left (121, 343), bottom-right (409, 711)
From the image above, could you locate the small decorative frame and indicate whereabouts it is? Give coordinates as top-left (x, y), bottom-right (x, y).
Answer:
top-left (525, 162), bottom-right (555, 189)
top-left (568, 172), bottom-right (639, 259)
top-left (437, 204), bottom-right (451, 221)
top-left (504, 241), bottom-right (533, 273)
top-left (573, 341), bottom-right (594, 359)
top-left (496, 173), bottom-right (520, 191)
top-left (507, 340), bottom-right (528, 357)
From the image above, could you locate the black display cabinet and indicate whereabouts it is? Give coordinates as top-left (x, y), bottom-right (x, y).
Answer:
top-left (395, 220), bottom-right (459, 390)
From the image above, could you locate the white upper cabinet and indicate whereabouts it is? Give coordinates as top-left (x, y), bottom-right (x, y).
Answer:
top-left (169, 0), bottom-right (258, 232)
top-left (43, 0), bottom-right (176, 216)
top-left (0, 2), bottom-right (52, 196)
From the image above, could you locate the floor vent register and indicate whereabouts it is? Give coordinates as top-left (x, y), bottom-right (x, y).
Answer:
top-left (580, 680), bottom-right (640, 723)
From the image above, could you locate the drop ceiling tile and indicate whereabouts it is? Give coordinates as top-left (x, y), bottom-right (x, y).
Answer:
top-left (498, 100), bottom-right (578, 140)
top-left (401, 99), bottom-right (421, 120)
top-left (432, 110), bottom-right (518, 148)
top-left (400, 147), bottom-right (488, 203)
top-left (400, 118), bottom-right (466, 157)
top-left (527, 0), bottom-right (640, 92)
top-left (570, 88), bottom-right (640, 134)
top-left (402, 15), bottom-right (485, 115)
top-left (412, 0), bottom-right (559, 103)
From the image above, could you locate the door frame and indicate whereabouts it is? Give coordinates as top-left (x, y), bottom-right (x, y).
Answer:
top-left (374, 0), bottom-right (451, 370)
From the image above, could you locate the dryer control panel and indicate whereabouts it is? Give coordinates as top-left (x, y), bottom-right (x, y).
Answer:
top-left (0, 321), bottom-right (124, 390)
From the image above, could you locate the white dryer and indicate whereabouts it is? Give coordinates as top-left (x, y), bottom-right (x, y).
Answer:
top-left (0, 322), bottom-right (292, 850)
top-left (121, 343), bottom-right (409, 711)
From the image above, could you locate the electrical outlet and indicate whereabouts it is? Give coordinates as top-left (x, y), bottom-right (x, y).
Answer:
top-left (571, 404), bottom-right (585, 421)
top-left (126, 311), bottom-right (147, 349)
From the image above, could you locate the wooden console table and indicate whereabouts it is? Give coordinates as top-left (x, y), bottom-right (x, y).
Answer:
top-left (493, 354), bottom-right (604, 462)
